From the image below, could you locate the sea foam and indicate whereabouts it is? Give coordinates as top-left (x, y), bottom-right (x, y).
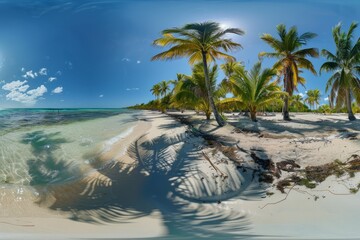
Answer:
top-left (102, 126), bottom-right (135, 152)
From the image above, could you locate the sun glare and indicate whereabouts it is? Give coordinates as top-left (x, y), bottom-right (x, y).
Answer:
top-left (220, 23), bottom-right (229, 29)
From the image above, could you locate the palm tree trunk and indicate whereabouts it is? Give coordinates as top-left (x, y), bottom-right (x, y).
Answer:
top-left (250, 111), bottom-right (257, 122)
top-left (201, 52), bottom-right (225, 126)
top-left (346, 89), bottom-right (356, 121)
top-left (283, 70), bottom-right (291, 121)
top-left (205, 111), bottom-right (211, 120)
top-left (283, 95), bottom-right (290, 120)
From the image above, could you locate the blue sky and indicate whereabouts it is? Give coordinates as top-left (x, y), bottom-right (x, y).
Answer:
top-left (0, 0), bottom-right (359, 108)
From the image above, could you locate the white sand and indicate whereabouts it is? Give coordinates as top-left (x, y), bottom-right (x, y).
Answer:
top-left (0, 110), bottom-right (359, 239)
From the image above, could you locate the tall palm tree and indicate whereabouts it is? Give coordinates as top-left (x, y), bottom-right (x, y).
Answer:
top-left (152, 22), bottom-right (244, 126)
top-left (260, 24), bottom-right (319, 120)
top-left (159, 80), bottom-right (170, 97)
top-left (150, 83), bottom-right (161, 100)
top-left (220, 62), bottom-right (284, 121)
top-left (320, 22), bottom-right (360, 121)
top-left (172, 63), bottom-right (221, 120)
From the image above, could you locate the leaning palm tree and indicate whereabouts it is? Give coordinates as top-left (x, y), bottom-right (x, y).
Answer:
top-left (220, 62), bottom-right (284, 121)
top-left (260, 24), bottom-right (319, 120)
top-left (152, 22), bottom-right (244, 126)
top-left (320, 22), bottom-right (360, 121)
top-left (172, 63), bottom-right (221, 120)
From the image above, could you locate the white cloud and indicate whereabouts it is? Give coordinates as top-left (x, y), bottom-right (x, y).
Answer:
top-left (48, 77), bottom-right (57, 82)
top-left (52, 86), bottom-right (63, 94)
top-left (2, 80), bottom-right (28, 91)
top-left (18, 84), bottom-right (30, 92)
top-left (122, 58), bottom-right (130, 62)
top-left (27, 85), bottom-right (47, 97)
top-left (0, 80), bottom-right (5, 84)
top-left (22, 70), bottom-right (36, 79)
top-left (5, 91), bottom-right (30, 103)
top-left (126, 87), bottom-right (139, 91)
top-left (324, 97), bottom-right (329, 101)
top-left (99, 94), bottom-right (104, 98)
top-left (56, 70), bottom-right (62, 76)
top-left (39, 68), bottom-right (47, 76)
top-left (298, 93), bottom-right (305, 97)
top-left (137, 60), bottom-right (141, 64)
top-left (2, 81), bottom-right (47, 105)
top-left (21, 67), bottom-right (25, 72)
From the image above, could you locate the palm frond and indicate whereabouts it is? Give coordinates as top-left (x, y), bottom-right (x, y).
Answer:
top-left (294, 48), bottom-right (319, 58)
top-left (320, 61), bottom-right (339, 74)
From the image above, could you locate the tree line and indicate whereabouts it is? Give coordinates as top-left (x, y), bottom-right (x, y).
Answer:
top-left (130, 22), bottom-right (360, 125)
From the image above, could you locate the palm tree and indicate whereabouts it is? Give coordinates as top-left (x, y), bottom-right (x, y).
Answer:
top-left (318, 104), bottom-right (332, 114)
top-left (159, 80), bottom-right (170, 97)
top-left (305, 89), bottom-right (321, 110)
top-left (320, 22), bottom-right (360, 121)
top-left (150, 83), bottom-right (161, 100)
top-left (220, 62), bottom-right (284, 121)
top-left (290, 94), bottom-right (305, 112)
top-left (170, 74), bottom-right (186, 86)
top-left (172, 63), bottom-right (221, 120)
top-left (152, 22), bottom-right (244, 126)
top-left (260, 24), bottom-right (319, 120)
top-left (220, 61), bottom-right (244, 94)
top-left (168, 74), bottom-right (186, 95)
top-left (312, 89), bottom-right (321, 110)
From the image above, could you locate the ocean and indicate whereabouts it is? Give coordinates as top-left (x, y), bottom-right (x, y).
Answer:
top-left (0, 108), bottom-right (140, 186)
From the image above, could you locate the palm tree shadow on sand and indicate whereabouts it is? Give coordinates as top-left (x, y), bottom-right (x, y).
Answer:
top-left (24, 130), bottom-right (268, 239)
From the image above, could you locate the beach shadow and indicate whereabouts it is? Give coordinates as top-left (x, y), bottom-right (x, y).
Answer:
top-left (22, 131), bottom-right (78, 185)
top-left (21, 131), bottom-right (70, 155)
top-left (27, 131), bottom-right (265, 238)
top-left (289, 118), bottom-right (360, 133)
top-left (127, 133), bottom-right (258, 238)
top-left (229, 115), bottom-right (360, 137)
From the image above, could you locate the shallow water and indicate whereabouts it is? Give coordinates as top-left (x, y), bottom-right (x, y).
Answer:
top-left (0, 108), bottom-right (139, 186)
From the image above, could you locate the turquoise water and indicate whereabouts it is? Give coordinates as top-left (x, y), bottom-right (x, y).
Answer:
top-left (0, 108), bottom-right (139, 186)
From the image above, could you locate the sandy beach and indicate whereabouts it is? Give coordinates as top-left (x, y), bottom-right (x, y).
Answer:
top-left (0, 110), bottom-right (359, 239)
top-left (2, 1), bottom-right (360, 239)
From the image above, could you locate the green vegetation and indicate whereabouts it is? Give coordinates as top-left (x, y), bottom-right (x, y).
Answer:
top-left (151, 22), bottom-right (244, 126)
top-left (172, 63), bottom-right (222, 119)
top-left (129, 21), bottom-right (360, 122)
top-left (305, 89), bottom-right (321, 110)
top-left (320, 22), bottom-right (360, 121)
top-left (259, 24), bottom-right (319, 120)
top-left (298, 178), bottom-right (317, 189)
top-left (220, 62), bottom-right (284, 121)
top-left (274, 157), bottom-right (360, 193)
